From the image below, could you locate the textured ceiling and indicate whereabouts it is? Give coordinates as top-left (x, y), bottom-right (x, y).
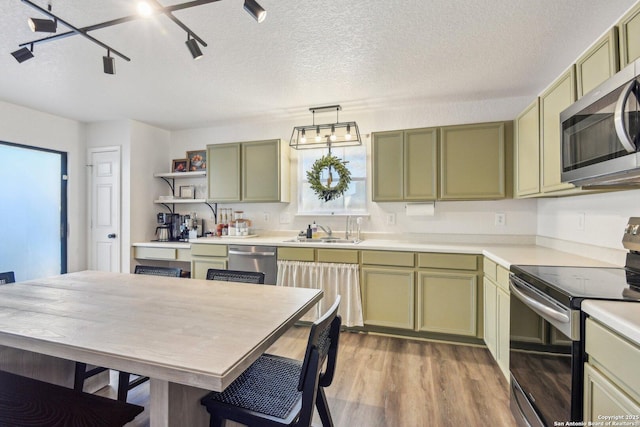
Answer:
top-left (0, 0), bottom-right (637, 130)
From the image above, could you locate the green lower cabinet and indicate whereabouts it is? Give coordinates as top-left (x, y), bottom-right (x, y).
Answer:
top-left (361, 267), bottom-right (414, 330)
top-left (483, 278), bottom-right (498, 358)
top-left (416, 270), bottom-right (477, 336)
top-left (496, 287), bottom-right (510, 379)
top-left (191, 258), bottom-right (227, 280)
top-left (510, 296), bottom-right (547, 344)
top-left (584, 363), bottom-right (640, 422)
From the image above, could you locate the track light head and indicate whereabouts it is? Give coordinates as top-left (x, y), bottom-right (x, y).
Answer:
top-left (103, 52), bottom-right (115, 75)
top-left (185, 36), bottom-right (203, 60)
top-left (11, 46), bottom-right (34, 63)
top-left (244, 0), bottom-right (266, 23)
top-left (28, 17), bottom-right (57, 33)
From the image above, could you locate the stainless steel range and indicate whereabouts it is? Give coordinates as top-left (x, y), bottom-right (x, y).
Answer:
top-left (509, 217), bottom-right (640, 426)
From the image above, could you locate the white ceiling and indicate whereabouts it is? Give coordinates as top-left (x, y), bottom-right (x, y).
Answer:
top-left (0, 0), bottom-right (637, 130)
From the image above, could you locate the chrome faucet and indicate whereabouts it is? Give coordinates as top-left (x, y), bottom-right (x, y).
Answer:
top-left (318, 224), bottom-right (332, 237)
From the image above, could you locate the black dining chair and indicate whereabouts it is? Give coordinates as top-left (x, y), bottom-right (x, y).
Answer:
top-left (206, 268), bottom-right (265, 284)
top-left (0, 272), bottom-right (15, 285)
top-left (74, 265), bottom-right (181, 402)
top-left (201, 296), bottom-right (341, 427)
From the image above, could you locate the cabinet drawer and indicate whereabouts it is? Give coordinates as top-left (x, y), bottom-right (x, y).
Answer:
top-left (277, 247), bottom-right (315, 262)
top-left (586, 318), bottom-right (640, 402)
top-left (176, 249), bottom-right (191, 262)
top-left (191, 244), bottom-right (228, 257)
top-left (134, 247), bottom-right (176, 260)
top-left (317, 249), bottom-right (358, 264)
top-left (496, 266), bottom-right (510, 292)
top-left (483, 257), bottom-right (497, 281)
top-left (417, 253), bottom-right (477, 271)
top-left (361, 251), bottom-right (414, 267)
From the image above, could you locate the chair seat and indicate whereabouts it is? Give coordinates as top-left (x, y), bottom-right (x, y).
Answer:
top-left (202, 354), bottom-right (302, 420)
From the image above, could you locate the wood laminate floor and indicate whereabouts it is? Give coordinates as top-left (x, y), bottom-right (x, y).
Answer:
top-left (100, 327), bottom-right (515, 426)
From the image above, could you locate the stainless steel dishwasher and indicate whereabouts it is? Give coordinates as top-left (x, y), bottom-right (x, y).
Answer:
top-left (228, 245), bottom-right (277, 285)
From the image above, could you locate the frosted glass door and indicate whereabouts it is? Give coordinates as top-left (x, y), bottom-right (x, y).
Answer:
top-left (0, 142), bottom-right (66, 281)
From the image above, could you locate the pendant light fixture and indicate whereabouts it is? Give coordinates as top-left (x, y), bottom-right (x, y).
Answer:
top-left (11, 0), bottom-right (267, 71)
top-left (290, 105), bottom-right (362, 149)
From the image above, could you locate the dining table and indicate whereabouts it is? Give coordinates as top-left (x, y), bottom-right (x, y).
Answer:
top-left (0, 270), bottom-right (323, 426)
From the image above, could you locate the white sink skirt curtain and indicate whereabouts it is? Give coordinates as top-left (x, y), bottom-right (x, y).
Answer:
top-left (276, 261), bottom-right (364, 327)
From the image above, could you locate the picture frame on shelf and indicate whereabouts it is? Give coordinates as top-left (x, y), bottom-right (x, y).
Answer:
top-left (179, 185), bottom-right (196, 199)
top-left (186, 150), bottom-right (206, 171)
top-left (172, 158), bottom-right (189, 173)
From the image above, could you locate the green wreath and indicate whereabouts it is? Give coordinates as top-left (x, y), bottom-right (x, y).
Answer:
top-left (306, 154), bottom-right (351, 202)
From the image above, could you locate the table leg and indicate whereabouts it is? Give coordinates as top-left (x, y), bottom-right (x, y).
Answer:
top-left (150, 378), bottom-right (212, 427)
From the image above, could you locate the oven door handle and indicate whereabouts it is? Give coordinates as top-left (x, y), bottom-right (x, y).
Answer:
top-left (509, 276), bottom-right (570, 324)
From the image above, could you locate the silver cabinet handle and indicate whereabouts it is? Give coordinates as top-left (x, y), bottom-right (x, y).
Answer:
top-left (614, 79), bottom-right (638, 153)
top-left (228, 250), bottom-right (276, 257)
top-left (509, 276), bottom-right (570, 324)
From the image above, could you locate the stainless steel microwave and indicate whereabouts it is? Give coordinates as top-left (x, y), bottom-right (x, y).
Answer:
top-left (560, 58), bottom-right (640, 187)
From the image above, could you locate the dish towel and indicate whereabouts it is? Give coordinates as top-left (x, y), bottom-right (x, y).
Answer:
top-left (276, 260), bottom-right (364, 327)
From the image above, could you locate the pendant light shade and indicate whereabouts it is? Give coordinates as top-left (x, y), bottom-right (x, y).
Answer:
top-left (244, 0), bottom-right (266, 23)
top-left (11, 46), bottom-right (34, 63)
top-left (103, 52), bottom-right (115, 74)
top-left (28, 17), bottom-right (57, 33)
top-left (186, 36), bottom-right (203, 60)
top-left (290, 105), bottom-right (362, 149)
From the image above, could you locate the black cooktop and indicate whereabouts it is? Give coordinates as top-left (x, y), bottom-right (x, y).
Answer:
top-left (510, 265), bottom-right (640, 309)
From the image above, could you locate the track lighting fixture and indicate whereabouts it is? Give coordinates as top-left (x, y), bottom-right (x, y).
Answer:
top-left (186, 34), bottom-right (203, 60)
top-left (103, 50), bottom-right (115, 75)
top-left (11, 46), bottom-right (34, 63)
top-left (12, 0), bottom-right (264, 73)
top-left (290, 105), bottom-right (362, 149)
top-left (244, 0), bottom-right (266, 23)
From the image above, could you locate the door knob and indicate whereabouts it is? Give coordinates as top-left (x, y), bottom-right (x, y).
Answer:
top-left (107, 233), bottom-right (117, 239)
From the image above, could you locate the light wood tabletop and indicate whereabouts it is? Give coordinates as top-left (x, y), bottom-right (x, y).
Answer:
top-left (0, 270), bottom-right (323, 426)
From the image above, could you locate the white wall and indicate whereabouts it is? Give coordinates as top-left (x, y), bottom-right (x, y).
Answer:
top-left (171, 96), bottom-right (539, 238)
top-left (0, 100), bottom-right (86, 273)
top-left (538, 189), bottom-right (640, 250)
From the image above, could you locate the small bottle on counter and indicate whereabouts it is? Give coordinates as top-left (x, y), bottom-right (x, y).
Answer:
top-left (306, 224), bottom-right (313, 239)
top-left (312, 221), bottom-right (318, 238)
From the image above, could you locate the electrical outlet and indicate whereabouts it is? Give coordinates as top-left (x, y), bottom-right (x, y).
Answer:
top-left (495, 213), bottom-right (506, 227)
top-left (263, 212), bottom-right (270, 222)
top-left (386, 213), bottom-right (396, 225)
top-left (577, 212), bottom-right (585, 230)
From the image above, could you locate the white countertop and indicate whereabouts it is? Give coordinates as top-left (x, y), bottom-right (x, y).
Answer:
top-left (133, 236), bottom-right (619, 269)
top-left (583, 300), bottom-right (640, 346)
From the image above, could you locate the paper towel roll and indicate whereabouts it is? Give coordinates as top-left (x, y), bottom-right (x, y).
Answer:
top-left (405, 202), bottom-right (435, 217)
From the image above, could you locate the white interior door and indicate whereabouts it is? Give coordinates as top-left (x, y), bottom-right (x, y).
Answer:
top-left (89, 147), bottom-right (121, 272)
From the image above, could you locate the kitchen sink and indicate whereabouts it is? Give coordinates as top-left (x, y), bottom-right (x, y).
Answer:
top-left (283, 237), bottom-right (362, 244)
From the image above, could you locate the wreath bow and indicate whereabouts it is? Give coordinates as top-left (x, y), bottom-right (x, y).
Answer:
top-left (306, 154), bottom-right (351, 202)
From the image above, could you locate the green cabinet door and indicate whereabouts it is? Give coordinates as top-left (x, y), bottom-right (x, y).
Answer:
top-left (439, 122), bottom-right (506, 200)
top-left (619, 2), bottom-right (640, 67)
top-left (191, 258), bottom-right (227, 280)
top-left (207, 143), bottom-right (241, 202)
top-left (404, 128), bottom-right (438, 200)
top-left (576, 29), bottom-right (619, 98)
top-left (372, 131), bottom-right (404, 201)
top-left (510, 296), bottom-right (547, 344)
top-left (361, 267), bottom-right (414, 330)
top-left (540, 67), bottom-right (576, 193)
top-left (242, 139), bottom-right (287, 202)
top-left (496, 286), bottom-right (510, 379)
top-left (483, 277), bottom-right (498, 358)
top-left (584, 363), bottom-right (640, 423)
top-left (515, 99), bottom-right (541, 197)
top-left (416, 270), bottom-right (477, 336)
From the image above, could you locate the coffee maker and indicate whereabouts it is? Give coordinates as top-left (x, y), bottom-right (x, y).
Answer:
top-left (156, 212), bottom-right (180, 241)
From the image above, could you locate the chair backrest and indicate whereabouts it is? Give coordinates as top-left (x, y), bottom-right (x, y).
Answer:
top-left (134, 265), bottom-right (182, 277)
top-left (296, 296), bottom-right (341, 425)
top-left (206, 268), bottom-right (265, 284)
top-left (0, 272), bottom-right (15, 285)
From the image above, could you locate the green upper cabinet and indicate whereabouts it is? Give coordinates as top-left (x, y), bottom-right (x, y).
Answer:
top-left (372, 127), bottom-right (438, 202)
top-left (439, 122), bottom-right (508, 200)
top-left (207, 139), bottom-right (290, 203)
top-left (540, 67), bottom-right (577, 194)
top-left (207, 143), bottom-right (241, 202)
top-left (576, 28), bottom-right (619, 98)
top-left (619, 2), bottom-right (640, 67)
top-left (515, 99), bottom-right (541, 197)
